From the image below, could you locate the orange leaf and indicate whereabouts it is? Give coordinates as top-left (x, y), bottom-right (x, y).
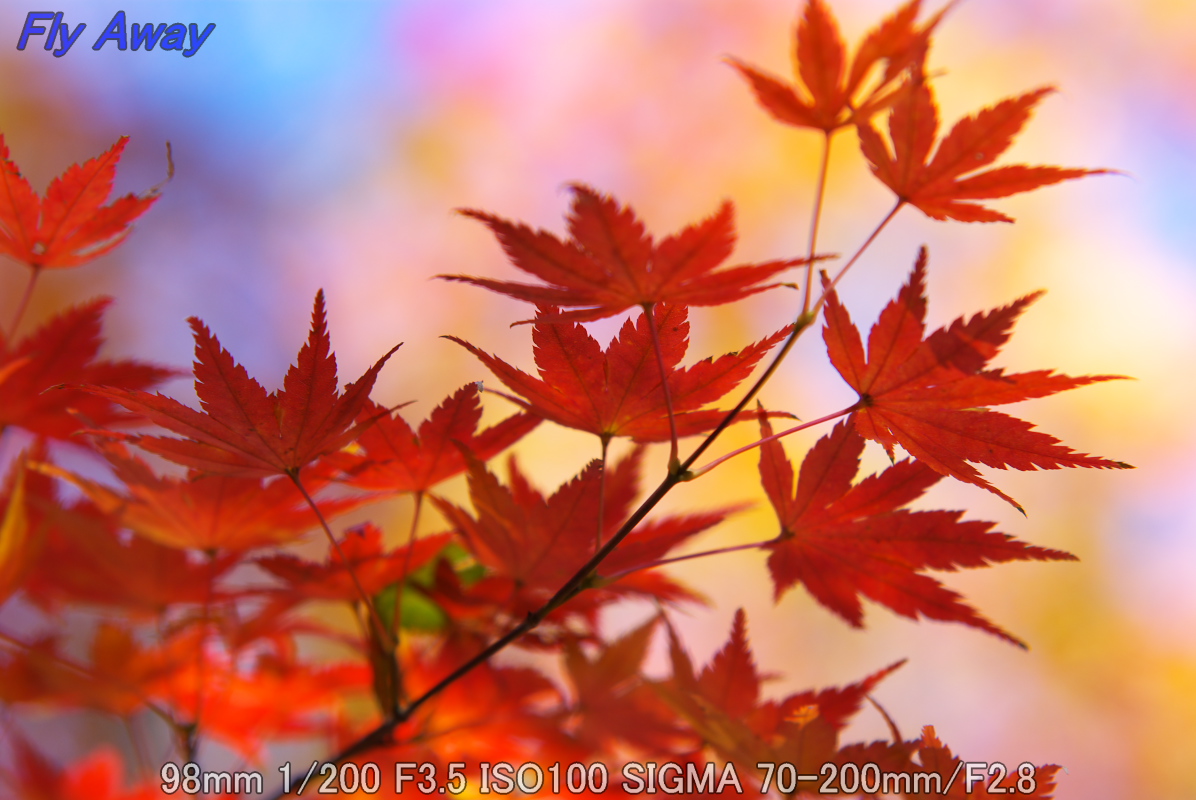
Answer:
top-left (0, 623), bottom-right (205, 717)
top-left (23, 492), bottom-right (239, 616)
top-left (156, 649), bottom-right (372, 760)
top-left (856, 68), bottom-right (1107, 221)
top-left (381, 651), bottom-right (560, 768)
top-left (0, 135), bottom-right (160, 269)
top-left (688, 609), bottom-right (768, 719)
top-left (6, 739), bottom-right (164, 800)
top-left (727, 0), bottom-right (947, 133)
top-left (39, 439), bottom-right (371, 551)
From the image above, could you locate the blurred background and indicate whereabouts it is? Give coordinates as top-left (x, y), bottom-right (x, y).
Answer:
top-left (0, 0), bottom-right (1192, 797)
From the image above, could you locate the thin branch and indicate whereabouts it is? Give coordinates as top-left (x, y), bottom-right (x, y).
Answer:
top-left (397, 470), bottom-right (680, 724)
top-left (803, 131), bottom-right (834, 316)
top-left (670, 313), bottom-right (812, 474)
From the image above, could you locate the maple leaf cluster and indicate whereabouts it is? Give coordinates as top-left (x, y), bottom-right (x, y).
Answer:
top-left (0, 2), bottom-right (1127, 797)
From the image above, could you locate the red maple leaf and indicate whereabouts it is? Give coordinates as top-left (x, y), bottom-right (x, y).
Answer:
top-left (449, 304), bottom-right (791, 443)
top-left (856, 65), bottom-right (1106, 222)
top-left (822, 248), bottom-right (1130, 510)
top-left (432, 447), bottom-right (727, 618)
top-left (0, 298), bottom-right (177, 440)
top-left (727, 0), bottom-right (946, 133)
top-left (83, 290), bottom-right (400, 477)
top-left (442, 184), bottom-right (805, 322)
top-left (333, 383), bottom-right (539, 495)
top-left (257, 522), bottom-right (453, 602)
top-left (758, 415), bottom-right (1075, 646)
top-left (0, 135), bottom-right (160, 270)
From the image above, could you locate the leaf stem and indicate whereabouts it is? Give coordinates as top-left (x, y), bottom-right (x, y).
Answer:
top-left (288, 471), bottom-right (395, 653)
top-left (603, 536), bottom-right (779, 581)
top-left (643, 303), bottom-right (681, 471)
top-left (395, 490), bottom-right (425, 637)
top-left (596, 438), bottom-right (609, 552)
top-left (813, 200), bottom-right (903, 314)
top-left (802, 131), bottom-right (834, 317)
top-left (391, 490), bottom-right (425, 704)
top-left (686, 404), bottom-right (856, 479)
top-left (7, 266), bottom-right (40, 339)
top-left (679, 203), bottom-right (898, 474)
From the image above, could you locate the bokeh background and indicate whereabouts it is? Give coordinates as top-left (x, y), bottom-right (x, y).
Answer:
top-left (1, 1), bottom-right (1192, 797)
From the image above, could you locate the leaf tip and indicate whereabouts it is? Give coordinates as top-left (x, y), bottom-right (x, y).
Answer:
top-left (721, 54), bottom-right (752, 74)
top-left (453, 206), bottom-right (485, 221)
